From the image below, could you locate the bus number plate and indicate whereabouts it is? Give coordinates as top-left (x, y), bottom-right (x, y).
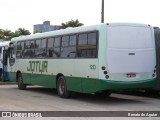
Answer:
top-left (127, 73), bottom-right (136, 78)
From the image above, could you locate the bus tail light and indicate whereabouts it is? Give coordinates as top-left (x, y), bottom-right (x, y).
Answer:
top-left (154, 69), bottom-right (156, 73)
top-left (104, 71), bottom-right (107, 74)
top-left (105, 75), bottom-right (109, 79)
top-left (102, 66), bottom-right (109, 79)
top-left (152, 66), bottom-right (156, 77)
top-left (101, 66), bottom-right (106, 70)
top-left (152, 74), bottom-right (155, 77)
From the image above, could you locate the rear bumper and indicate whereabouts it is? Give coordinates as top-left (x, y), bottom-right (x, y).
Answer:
top-left (100, 78), bottom-right (156, 90)
top-left (67, 77), bottom-right (156, 93)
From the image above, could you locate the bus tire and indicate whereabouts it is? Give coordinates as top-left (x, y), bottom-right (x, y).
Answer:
top-left (95, 91), bottom-right (111, 97)
top-left (17, 73), bottom-right (26, 90)
top-left (57, 76), bottom-right (71, 98)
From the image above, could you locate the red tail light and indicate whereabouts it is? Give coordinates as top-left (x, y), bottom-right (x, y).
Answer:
top-left (101, 66), bottom-right (106, 70)
top-left (105, 75), bottom-right (109, 79)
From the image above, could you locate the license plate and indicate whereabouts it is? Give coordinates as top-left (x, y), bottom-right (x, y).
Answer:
top-left (127, 73), bottom-right (136, 78)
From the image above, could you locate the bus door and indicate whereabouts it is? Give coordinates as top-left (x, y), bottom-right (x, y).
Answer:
top-left (8, 42), bottom-right (16, 81)
top-left (154, 28), bottom-right (160, 90)
top-left (3, 48), bottom-right (9, 81)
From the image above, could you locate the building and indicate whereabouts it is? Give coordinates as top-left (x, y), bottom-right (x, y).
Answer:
top-left (33, 21), bottom-right (60, 34)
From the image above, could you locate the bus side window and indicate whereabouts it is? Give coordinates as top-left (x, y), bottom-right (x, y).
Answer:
top-left (60, 35), bottom-right (76, 58)
top-left (35, 39), bottom-right (47, 58)
top-left (47, 37), bottom-right (54, 57)
top-left (47, 37), bottom-right (61, 58)
top-left (24, 41), bottom-right (35, 58)
top-left (78, 33), bottom-right (87, 45)
top-left (88, 32), bottom-right (97, 45)
top-left (10, 44), bottom-right (14, 58)
top-left (16, 42), bottom-right (24, 58)
top-left (77, 32), bottom-right (97, 58)
top-left (30, 41), bottom-right (35, 49)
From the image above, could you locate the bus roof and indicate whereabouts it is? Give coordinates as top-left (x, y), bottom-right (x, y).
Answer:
top-left (0, 41), bottom-right (10, 47)
top-left (11, 24), bottom-right (104, 42)
top-left (11, 23), bottom-right (151, 42)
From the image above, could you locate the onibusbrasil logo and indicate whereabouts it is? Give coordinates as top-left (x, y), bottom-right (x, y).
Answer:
top-left (2, 112), bottom-right (42, 117)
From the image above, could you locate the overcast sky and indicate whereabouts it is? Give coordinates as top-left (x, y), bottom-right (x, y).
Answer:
top-left (0, 0), bottom-right (160, 33)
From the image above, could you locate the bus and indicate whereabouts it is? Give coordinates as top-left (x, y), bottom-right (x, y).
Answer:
top-left (8, 23), bottom-right (156, 98)
top-left (0, 41), bottom-right (10, 81)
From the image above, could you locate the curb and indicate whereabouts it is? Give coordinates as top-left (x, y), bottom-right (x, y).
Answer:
top-left (0, 82), bottom-right (17, 85)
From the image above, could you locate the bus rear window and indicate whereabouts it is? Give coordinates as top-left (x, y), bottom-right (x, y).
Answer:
top-left (107, 26), bottom-right (153, 49)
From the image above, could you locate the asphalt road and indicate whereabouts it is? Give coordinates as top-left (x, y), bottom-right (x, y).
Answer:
top-left (0, 85), bottom-right (160, 120)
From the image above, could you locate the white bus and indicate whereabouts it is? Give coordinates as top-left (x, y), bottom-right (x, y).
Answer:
top-left (0, 41), bottom-right (10, 81)
top-left (8, 23), bottom-right (156, 98)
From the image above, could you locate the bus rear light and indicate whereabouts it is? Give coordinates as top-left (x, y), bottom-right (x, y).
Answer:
top-left (101, 66), bottom-right (106, 70)
top-left (104, 71), bottom-right (108, 74)
top-left (154, 69), bottom-right (156, 73)
top-left (105, 75), bottom-right (109, 79)
top-left (87, 76), bottom-right (90, 78)
top-left (152, 74), bottom-right (155, 77)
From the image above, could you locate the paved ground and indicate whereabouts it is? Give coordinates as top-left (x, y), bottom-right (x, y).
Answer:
top-left (0, 85), bottom-right (160, 120)
top-left (0, 81), bottom-right (16, 85)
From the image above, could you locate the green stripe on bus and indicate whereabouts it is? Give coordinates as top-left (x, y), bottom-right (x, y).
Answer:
top-left (9, 72), bottom-right (156, 93)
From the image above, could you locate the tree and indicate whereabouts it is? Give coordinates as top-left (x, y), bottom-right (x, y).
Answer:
top-left (1, 29), bottom-right (14, 40)
top-left (0, 28), bottom-right (31, 40)
top-left (61, 19), bottom-right (84, 29)
top-left (34, 29), bottom-right (43, 34)
top-left (0, 29), bottom-right (4, 39)
top-left (14, 28), bottom-right (31, 37)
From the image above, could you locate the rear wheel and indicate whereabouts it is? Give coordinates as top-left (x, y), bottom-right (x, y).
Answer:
top-left (17, 73), bottom-right (26, 90)
top-left (57, 76), bottom-right (71, 98)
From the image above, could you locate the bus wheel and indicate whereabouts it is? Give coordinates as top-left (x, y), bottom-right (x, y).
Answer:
top-left (95, 91), bottom-right (111, 97)
top-left (57, 76), bottom-right (71, 98)
top-left (17, 73), bottom-right (26, 90)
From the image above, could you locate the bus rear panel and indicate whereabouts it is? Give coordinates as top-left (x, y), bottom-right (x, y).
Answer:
top-left (98, 24), bottom-right (156, 90)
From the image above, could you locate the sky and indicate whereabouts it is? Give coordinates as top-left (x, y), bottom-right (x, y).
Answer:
top-left (0, 0), bottom-right (160, 34)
